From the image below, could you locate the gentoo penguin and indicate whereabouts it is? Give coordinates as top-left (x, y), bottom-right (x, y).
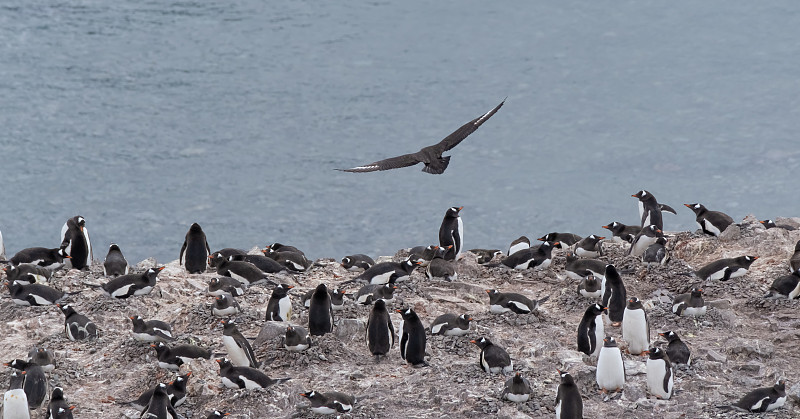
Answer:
top-left (207, 277), bottom-right (246, 297)
top-left (151, 342), bottom-right (211, 371)
top-left (760, 219), bottom-right (796, 230)
top-left (180, 223), bottom-right (210, 274)
top-left (265, 242), bottom-right (304, 256)
top-left (729, 380), bottom-right (786, 412)
top-left (430, 313), bottom-right (471, 336)
top-left (229, 253), bottom-right (285, 274)
top-left (303, 288), bottom-right (347, 309)
top-left (486, 289), bottom-right (548, 314)
top-left (207, 249), bottom-right (246, 268)
top-left (212, 255), bottom-right (274, 287)
top-left (0, 228), bottom-right (4, 260)
top-left (502, 372), bottom-right (532, 403)
top-left (642, 236), bottom-right (669, 266)
top-left (766, 271), bottom-right (800, 299)
top-left (646, 347), bottom-right (674, 399)
top-left (60, 215), bottom-right (92, 270)
top-left (103, 243), bottom-right (129, 277)
top-left (355, 283), bottom-right (398, 305)
top-left (221, 319), bottom-right (259, 368)
top-left (564, 252), bottom-right (606, 281)
top-left (790, 239), bottom-right (800, 273)
top-left (684, 203), bottom-right (734, 236)
top-left (577, 272), bottom-right (602, 299)
top-left (507, 236), bottom-right (530, 256)
top-left (427, 245), bottom-right (457, 281)
top-left (5, 281), bottom-right (71, 306)
top-left (628, 225), bottom-right (663, 257)
top-left (632, 190), bottom-right (663, 230)
top-left (102, 267), bottom-right (164, 298)
top-left (501, 241), bottom-right (558, 270)
top-left (366, 299), bottom-right (395, 358)
top-left (622, 297), bottom-right (649, 355)
top-left (5, 359), bottom-right (46, 408)
top-left (57, 303), bottom-right (98, 341)
top-left (130, 315), bottom-right (175, 342)
top-left (126, 373), bottom-right (191, 410)
top-left (140, 383), bottom-right (178, 419)
top-left (3, 264), bottom-right (51, 285)
top-left (215, 358), bottom-right (289, 390)
top-left (555, 370), bottom-right (583, 419)
top-left (212, 294), bottom-right (240, 317)
top-left (470, 337), bottom-right (512, 374)
top-left (46, 387), bottom-right (74, 419)
top-left (602, 222), bottom-right (641, 244)
top-left (206, 411), bottom-right (231, 419)
top-left (596, 336), bottom-right (625, 393)
top-left (397, 308), bottom-right (427, 367)
top-left (299, 391), bottom-right (355, 415)
top-left (538, 232), bottom-right (581, 246)
top-left (696, 256), bottom-right (758, 281)
top-left (469, 248), bottom-right (503, 264)
top-left (577, 304), bottom-right (606, 357)
top-left (350, 259), bottom-right (417, 285)
top-left (408, 245), bottom-right (439, 267)
top-left (2, 371), bottom-right (29, 419)
top-left (284, 325), bottom-right (312, 352)
top-left (438, 206), bottom-right (464, 260)
top-left (27, 348), bottom-right (55, 372)
top-left (341, 254), bottom-right (375, 271)
top-left (9, 247), bottom-right (70, 270)
top-left (659, 331), bottom-right (691, 365)
top-left (574, 235), bottom-right (604, 258)
top-left (262, 248), bottom-right (310, 272)
top-left (265, 284), bottom-right (294, 321)
top-left (672, 288), bottom-right (706, 316)
top-left (601, 264), bottom-right (626, 326)
top-left (308, 284), bottom-right (334, 336)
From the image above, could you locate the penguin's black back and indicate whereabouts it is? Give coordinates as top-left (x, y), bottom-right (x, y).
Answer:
top-left (309, 284), bottom-right (333, 336)
top-left (601, 265), bottom-right (626, 323)
top-left (577, 304), bottom-right (603, 355)
top-left (556, 372), bottom-right (583, 418)
top-left (367, 300), bottom-right (394, 356)
top-left (399, 309), bottom-right (426, 366)
top-left (181, 223), bottom-right (210, 274)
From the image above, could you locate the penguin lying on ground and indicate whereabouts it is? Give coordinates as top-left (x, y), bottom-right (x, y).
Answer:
top-left (299, 390), bottom-right (355, 415)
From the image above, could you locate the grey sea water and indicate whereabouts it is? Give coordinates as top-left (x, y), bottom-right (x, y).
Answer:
top-left (1, 1), bottom-right (799, 264)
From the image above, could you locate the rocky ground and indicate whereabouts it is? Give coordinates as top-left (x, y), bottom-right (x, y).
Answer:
top-left (1, 215), bottom-right (799, 418)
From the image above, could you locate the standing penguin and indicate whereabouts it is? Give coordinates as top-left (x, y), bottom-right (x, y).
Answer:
top-left (47, 387), bottom-right (74, 419)
top-left (628, 225), bottom-right (663, 257)
top-left (2, 371), bottom-right (29, 419)
top-left (103, 243), bottom-right (129, 277)
top-left (265, 284), bottom-right (294, 322)
top-left (366, 299), bottom-right (395, 359)
top-left (60, 215), bottom-right (92, 270)
top-left (672, 287), bottom-right (707, 316)
top-left (596, 337), bottom-right (625, 393)
top-left (601, 264), bottom-right (627, 327)
top-left (438, 206), bottom-right (463, 260)
top-left (790, 239), bottom-right (800, 273)
top-left (622, 297), bottom-right (649, 355)
top-left (577, 304), bottom-right (606, 357)
top-left (397, 308), bottom-right (427, 367)
top-left (471, 337), bottom-right (512, 374)
top-left (632, 190), bottom-right (664, 230)
top-left (308, 284), bottom-right (333, 336)
top-left (180, 223), bottom-right (210, 274)
top-left (646, 347), bottom-right (674, 399)
top-left (140, 383), bottom-right (178, 419)
top-left (659, 331), bottom-right (691, 366)
top-left (502, 372), bottom-right (532, 403)
top-left (555, 370), bottom-right (583, 419)
top-left (696, 256), bottom-right (758, 281)
top-left (221, 319), bottom-right (259, 368)
top-left (5, 359), bottom-right (47, 409)
top-left (57, 303), bottom-right (98, 341)
top-left (684, 203), bottom-right (734, 236)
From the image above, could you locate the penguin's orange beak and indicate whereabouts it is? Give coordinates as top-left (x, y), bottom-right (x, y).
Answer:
top-left (157, 266), bottom-right (165, 271)
top-left (469, 340), bottom-right (477, 344)
top-left (458, 206), bottom-right (463, 211)
top-left (601, 225), bottom-right (609, 229)
top-left (684, 204), bottom-right (692, 208)
top-left (631, 194), bottom-right (637, 198)
top-left (598, 236), bottom-right (606, 240)
top-left (658, 332), bottom-right (665, 337)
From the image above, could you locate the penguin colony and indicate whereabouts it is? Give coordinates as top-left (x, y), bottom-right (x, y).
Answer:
top-left (1, 194), bottom-right (799, 416)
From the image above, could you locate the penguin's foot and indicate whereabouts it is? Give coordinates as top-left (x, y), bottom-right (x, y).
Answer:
top-left (611, 322), bottom-right (621, 327)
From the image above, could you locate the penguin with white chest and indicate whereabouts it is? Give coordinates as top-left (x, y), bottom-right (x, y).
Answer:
top-left (5, 280), bottom-right (72, 306)
top-left (180, 223), bottom-right (210, 274)
top-left (486, 289), bottom-right (548, 314)
top-left (129, 315), bottom-right (175, 343)
top-left (601, 264), bottom-right (627, 327)
top-left (212, 294), bottom-right (240, 317)
top-left (577, 272), bottom-right (602, 299)
top-left (4, 264), bottom-right (51, 285)
top-left (2, 371), bottom-right (29, 419)
top-left (220, 319), bottom-right (259, 368)
top-left (602, 222), bottom-right (640, 244)
top-left (102, 266), bottom-right (164, 298)
top-left (60, 215), bottom-right (92, 270)
top-left (366, 299), bottom-right (395, 359)
top-left (471, 337), bottom-right (512, 374)
top-left (672, 287), bottom-right (706, 316)
top-left (766, 271), bottom-right (800, 299)
top-left (215, 358), bottom-right (289, 390)
top-left (46, 387), bottom-right (74, 419)
top-left (507, 236), bottom-right (530, 256)
top-left (696, 256), bottom-right (758, 281)
top-left (684, 203), bottom-right (734, 236)
top-left (628, 225), bottom-right (663, 257)
top-left (596, 336), bottom-right (625, 393)
top-left (501, 241), bottom-right (558, 270)
top-left (27, 348), bottom-right (55, 372)
top-left (642, 236), bottom-right (669, 266)
top-left (350, 259), bottom-right (417, 285)
top-left (622, 297), bottom-right (649, 355)
top-left (790, 239), bottom-right (800, 273)
top-left (426, 245), bottom-right (457, 281)
top-left (57, 303), bottom-right (98, 341)
top-left (5, 359), bottom-right (47, 409)
top-left (283, 326), bottom-right (312, 352)
top-left (341, 254), bottom-right (374, 271)
top-left (265, 284), bottom-right (293, 321)
top-left (430, 313), bottom-right (471, 336)
top-left (632, 190), bottom-right (664, 230)
top-left (565, 253), bottom-right (606, 281)
top-left (398, 308), bottom-right (427, 367)
top-left (207, 277), bottom-right (245, 297)
top-left (438, 206), bottom-right (463, 260)
top-left (729, 380), bottom-right (786, 412)
top-left (140, 383), bottom-right (178, 419)
top-left (574, 235), bottom-right (604, 258)
top-left (646, 347), bottom-right (674, 399)
top-left (299, 391), bottom-right (355, 415)
top-left (502, 372), bottom-right (532, 403)
top-left (103, 243), bottom-right (129, 277)
top-left (151, 342), bottom-right (211, 371)
top-left (355, 283), bottom-right (398, 305)
top-left (555, 370), bottom-right (583, 418)
top-left (9, 247), bottom-right (70, 270)
top-left (577, 304), bottom-right (606, 357)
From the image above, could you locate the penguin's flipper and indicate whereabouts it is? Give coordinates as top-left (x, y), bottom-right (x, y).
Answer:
top-left (721, 267), bottom-right (733, 282)
top-left (658, 204), bottom-right (678, 215)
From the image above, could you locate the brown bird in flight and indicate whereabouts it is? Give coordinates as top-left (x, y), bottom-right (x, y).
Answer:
top-left (337, 99), bottom-right (505, 175)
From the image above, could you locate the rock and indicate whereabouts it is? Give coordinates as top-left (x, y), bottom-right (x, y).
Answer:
top-left (788, 382), bottom-right (800, 402)
top-left (727, 338), bottom-right (775, 358)
top-left (334, 319), bottom-right (365, 340)
top-left (719, 223), bottom-right (741, 242)
top-left (622, 385), bottom-right (645, 402)
top-left (254, 322), bottom-right (287, 347)
top-left (624, 359), bottom-right (647, 376)
top-left (705, 349), bottom-right (727, 363)
top-left (707, 299), bottom-right (732, 309)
